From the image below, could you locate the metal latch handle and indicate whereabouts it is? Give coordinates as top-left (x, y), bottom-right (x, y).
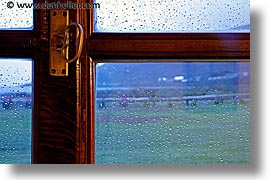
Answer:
top-left (49, 10), bottom-right (84, 76)
top-left (61, 23), bottom-right (84, 64)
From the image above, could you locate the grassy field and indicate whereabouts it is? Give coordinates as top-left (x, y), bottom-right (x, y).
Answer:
top-left (0, 109), bottom-right (31, 164)
top-left (0, 100), bottom-right (250, 164)
top-left (95, 101), bottom-right (250, 164)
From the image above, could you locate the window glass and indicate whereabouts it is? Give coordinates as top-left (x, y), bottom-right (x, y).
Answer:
top-left (94, 0), bottom-right (250, 32)
top-left (95, 62), bottom-right (250, 164)
top-left (0, 0), bottom-right (33, 30)
top-left (0, 59), bottom-right (32, 164)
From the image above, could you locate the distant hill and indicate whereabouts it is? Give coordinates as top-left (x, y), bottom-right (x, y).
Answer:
top-left (96, 62), bottom-right (250, 88)
top-left (0, 83), bottom-right (31, 95)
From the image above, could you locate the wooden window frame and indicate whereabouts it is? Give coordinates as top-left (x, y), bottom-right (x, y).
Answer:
top-left (86, 34), bottom-right (250, 164)
top-left (83, 1), bottom-right (250, 165)
top-left (0, 0), bottom-right (250, 164)
top-left (87, 33), bottom-right (250, 60)
top-left (0, 6), bottom-right (41, 57)
top-left (0, 0), bottom-right (43, 164)
top-left (0, 0), bottom-right (81, 164)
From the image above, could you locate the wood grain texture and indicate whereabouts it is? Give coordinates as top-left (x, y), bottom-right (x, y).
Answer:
top-left (1, 0), bottom-right (250, 164)
top-left (87, 33), bottom-right (250, 59)
top-left (75, 1), bottom-right (93, 164)
top-left (0, 2), bottom-right (41, 57)
top-left (32, 0), bottom-right (78, 164)
top-left (0, 0), bottom-right (78, 164)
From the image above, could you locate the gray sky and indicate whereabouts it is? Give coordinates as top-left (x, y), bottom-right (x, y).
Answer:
top-left (0, 59), bottom-right (32, 87)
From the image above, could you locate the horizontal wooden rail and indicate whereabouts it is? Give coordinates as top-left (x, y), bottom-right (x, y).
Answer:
top-left (87, 33), bottom-right (250, 59)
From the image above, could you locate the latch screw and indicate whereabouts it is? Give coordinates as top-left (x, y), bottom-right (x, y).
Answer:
top-left (62, 11), bottom-right (67, 17)
top-left (51, 69), bottom-right (56, 74)
top-left (62, 69), bottom-right (66, 74)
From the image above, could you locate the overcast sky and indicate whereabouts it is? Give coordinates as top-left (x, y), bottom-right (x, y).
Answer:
top-left (0, 59), bottom-right (32, 87)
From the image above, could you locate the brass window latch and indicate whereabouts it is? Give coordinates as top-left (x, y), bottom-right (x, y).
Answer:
top-left (49, 10), bottom-right (84, 76)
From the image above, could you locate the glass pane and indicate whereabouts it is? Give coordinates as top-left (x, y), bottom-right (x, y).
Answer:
top-left (0, 59), bottom-right (32, 164)
top-left (0, 0), bottom-right (33, 29)
top-left (95, 62), bottom-right (250, 164)
top-left (94, 0), bottom-right (250, 32)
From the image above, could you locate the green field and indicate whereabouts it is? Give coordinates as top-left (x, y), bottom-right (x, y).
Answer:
top-left (0, 109), bottom-right (31, 164)
top-left (0, 101), bottom-right (250, 164)
top-left (95, 101), bottom-right (250, 164)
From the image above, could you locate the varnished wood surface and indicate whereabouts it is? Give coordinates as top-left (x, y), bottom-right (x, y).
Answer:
top-left (0, 0), bottom-right (86, 164)
top-left (87, 33), bottom-right (250, 59)
top-left (31, 0), bottom-right (80, 164)
top-left (1, 0), bottom-right (250, 164)
top-left (76, 1), bottom-right (93, 164)
top-left (32, 4), bottom-right (78, 163)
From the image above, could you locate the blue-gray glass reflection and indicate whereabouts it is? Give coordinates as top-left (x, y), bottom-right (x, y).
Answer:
top-left (0, 0), bottom-right (33, 29)
top-left (95, 62), bottom-right (250, 164)
top-left (94, 0), bottom-right (250, 32)
top-left (0, 59), bottom-right (32, 164)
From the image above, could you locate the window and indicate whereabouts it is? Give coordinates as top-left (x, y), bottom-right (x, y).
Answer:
top-left (0, 0), bottom-right (33, 30)
top-left (0, 0), bottom-right (250, 164)
top-left (0, 0), bottom-right (35, 164)
top-left (86, 0), bottom-right (250, 164)
top-left (94, 0), bottom-right (250, 32)
top-left (0, 58), bottom-right (32, 164)
top-left (2, 0), bottom-right (88, 164)
top-left (95, 62), bottom-right (250, 164)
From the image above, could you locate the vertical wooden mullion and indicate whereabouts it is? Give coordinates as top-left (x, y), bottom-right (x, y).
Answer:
top-left (76, 0), bottom-right (94, 164)
top-left (89, 0), bottom-right (96, 164)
